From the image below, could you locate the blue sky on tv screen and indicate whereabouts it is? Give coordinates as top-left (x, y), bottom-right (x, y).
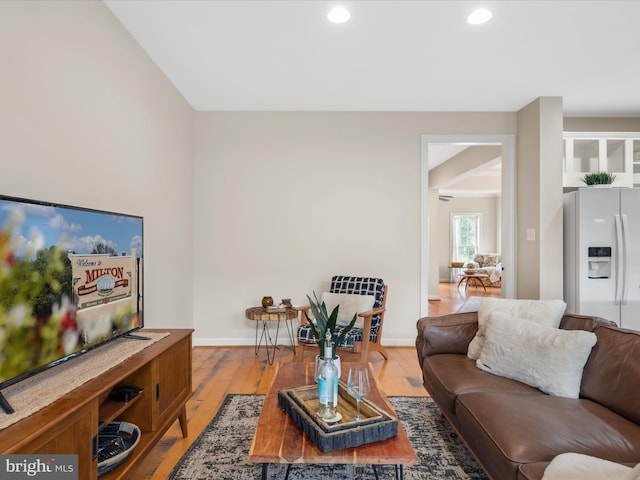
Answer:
top-left (0, 198), bottom-right (142, 259)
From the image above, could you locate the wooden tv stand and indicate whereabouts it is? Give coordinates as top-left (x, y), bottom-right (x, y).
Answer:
top-left (0, 329), bottom-right (193, 480)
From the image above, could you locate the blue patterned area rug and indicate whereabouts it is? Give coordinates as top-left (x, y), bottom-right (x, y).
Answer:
top-left (168, 394), bottom-right (488, 480)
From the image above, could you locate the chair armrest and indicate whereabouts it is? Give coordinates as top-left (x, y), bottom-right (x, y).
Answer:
top-left (295, 305), bottom-right (310, 324)
top-left (357, 306), bottom-right (386, 318)
top-left (356, 307), bottom-right (386, 352)
top-left (415, 312), bottom-right (479, 363)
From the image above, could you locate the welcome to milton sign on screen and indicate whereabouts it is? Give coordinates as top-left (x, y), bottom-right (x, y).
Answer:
top-left (71, 254), bottom-right (135, 310)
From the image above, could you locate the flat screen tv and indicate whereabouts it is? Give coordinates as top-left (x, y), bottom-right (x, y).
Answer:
top-left (0, 195), bottom-right (143, 413)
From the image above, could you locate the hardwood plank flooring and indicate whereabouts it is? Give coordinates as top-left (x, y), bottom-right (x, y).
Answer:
top-left (426, 281), bottom-right (501, 316)
top-left (130, 282), bottom-right (496, 479)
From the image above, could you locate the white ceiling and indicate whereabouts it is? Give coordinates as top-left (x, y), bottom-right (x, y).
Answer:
top-left (104, 0), bottom-right (640, 116)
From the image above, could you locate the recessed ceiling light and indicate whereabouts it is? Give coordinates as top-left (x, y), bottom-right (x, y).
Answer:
top-left (328, 6), bottom-right (351, 24)
top-left (467, 8), bottom-right (492, 25)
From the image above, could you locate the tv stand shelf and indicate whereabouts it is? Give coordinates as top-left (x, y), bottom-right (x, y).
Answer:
top-left (0, 329), bottom-right (193, 480)
top-left (99, 395), bottom-right (143, 427)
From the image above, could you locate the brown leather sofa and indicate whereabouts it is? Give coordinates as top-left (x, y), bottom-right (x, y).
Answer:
top-left (415, 310), bottom-right (640, 480)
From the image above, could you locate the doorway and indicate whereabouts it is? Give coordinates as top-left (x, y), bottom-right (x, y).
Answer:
top-left (420, 135), bottom-right (516, 317)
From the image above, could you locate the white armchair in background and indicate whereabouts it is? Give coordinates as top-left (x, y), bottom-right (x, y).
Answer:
top-left (467, 253), bottom-right (502, 287)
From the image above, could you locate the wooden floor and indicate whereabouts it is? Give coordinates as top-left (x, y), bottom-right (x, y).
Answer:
top-left (131, 283), bottom-right (500, 479)
top-left (425, 280), bottom-right (501, 316)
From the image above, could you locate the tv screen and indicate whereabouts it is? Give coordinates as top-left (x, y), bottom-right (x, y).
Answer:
top-left (0, 195), bottom-right (143, 392)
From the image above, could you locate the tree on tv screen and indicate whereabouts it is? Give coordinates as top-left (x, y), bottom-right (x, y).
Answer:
top-left (0, 234), bottom-right (78, 381)
top-left (91, 243), bottom-right (117, 256)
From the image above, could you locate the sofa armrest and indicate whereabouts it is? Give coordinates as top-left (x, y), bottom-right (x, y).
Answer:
top-left (416, 312), bottom-right (479, 364)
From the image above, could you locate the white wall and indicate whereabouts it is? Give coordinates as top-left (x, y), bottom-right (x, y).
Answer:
top-left (194, 112), bottom-right (516, 346)
top-left (437, 196), bottom-right (499, 281)
top-left (0, 1), bottom-right (195, 330)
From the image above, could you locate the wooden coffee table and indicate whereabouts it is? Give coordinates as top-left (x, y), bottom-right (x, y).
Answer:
top-left (248, 362), bottom-right (418, 479)
top-left (457, 273), bottom-right (489, 292)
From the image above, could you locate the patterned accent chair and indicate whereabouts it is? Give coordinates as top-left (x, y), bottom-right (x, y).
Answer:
top-left (467, 253), bottom-right (502, 287)
top-left (296, 275), bottom-right (388, 363)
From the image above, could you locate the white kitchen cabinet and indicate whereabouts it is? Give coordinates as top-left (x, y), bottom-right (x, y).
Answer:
top-left (563, 132), bottom-right (640, 188)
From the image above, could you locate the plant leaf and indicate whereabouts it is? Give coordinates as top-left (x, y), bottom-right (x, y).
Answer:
top-left (327, 305), bottom-right (339, 334)
top-left (333, 312), bottom-right (358, 358)
top-left (306, 310), bottom-right (320, 346)
top-left (307, 292), bottom-right (327, 350)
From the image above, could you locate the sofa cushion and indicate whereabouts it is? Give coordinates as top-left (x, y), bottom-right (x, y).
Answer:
top-left (416, 312), bottom-right (478, 364)
top-left (419, 312), bottom-right (479, 356)
top-left (473, 253), bottom-right (500, 267)
top-left (421, 354), bottom-right (541, 430)
top-left (580, 325), bottom-right (640, 425)
top-left (559, 313), bottom-right (616, 331)
top-left (518, 463), bottom-right (548, 480)
top-left (467, 298), bottom-right (566, 360)
top-left (456, 392), bottom-right (640, 480)
top-left (476, 311), bottom-right (596, 398)
top-left (482, 256), bottom-right (498, 267)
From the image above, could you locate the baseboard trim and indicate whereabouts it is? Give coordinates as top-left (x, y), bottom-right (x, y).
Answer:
top-left (193, 338), bottom-right (417, 347)
top-left (193, 338), bottom-right (255, 347)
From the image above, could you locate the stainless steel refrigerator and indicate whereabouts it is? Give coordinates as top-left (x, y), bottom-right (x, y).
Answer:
top-left (564, 188), bottom-right (640, 331)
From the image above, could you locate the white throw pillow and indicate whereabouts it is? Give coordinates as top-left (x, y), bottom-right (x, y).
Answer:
top-left (320, 292), bottom-right (376, 328)
top-left (542, 453), bottom-right (639, 480)
top-left (467, 298), bottom-right (567, 360)
top-left (476, 311), bottom-right (597, 398)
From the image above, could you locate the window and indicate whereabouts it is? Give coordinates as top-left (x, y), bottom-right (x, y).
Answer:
top-left (451, 213), bottom-right (480, 264)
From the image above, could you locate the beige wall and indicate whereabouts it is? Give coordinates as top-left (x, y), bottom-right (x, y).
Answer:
top-left (0, 1), bottom-right (195, 329)
top-left (516, 97), bottom-right (564, 299)
top-left (538, 98), bottom-right (564, 299)
top-left (194, 112), bottom-right (516, 345)
top-left (564, 118), bottom-right (640, 132)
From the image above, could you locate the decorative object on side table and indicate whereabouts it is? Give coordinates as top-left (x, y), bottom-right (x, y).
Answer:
top-left (581, 171), bottom-right (616, 186)
top-left (281, 298), bottom-right (292, 308)
top-left (261, 296), bottom-right (274, 308)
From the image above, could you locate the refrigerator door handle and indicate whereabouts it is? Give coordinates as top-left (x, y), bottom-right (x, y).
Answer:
top-left (621, 214), bottom-right (629, 305)
top-left (614, 214), bottom-right (623, 305)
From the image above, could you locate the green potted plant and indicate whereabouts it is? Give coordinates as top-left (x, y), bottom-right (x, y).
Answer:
top-left (306, 292), bottom-right (357, 360)
top-left (581, 171), bottom-right (616, 186)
